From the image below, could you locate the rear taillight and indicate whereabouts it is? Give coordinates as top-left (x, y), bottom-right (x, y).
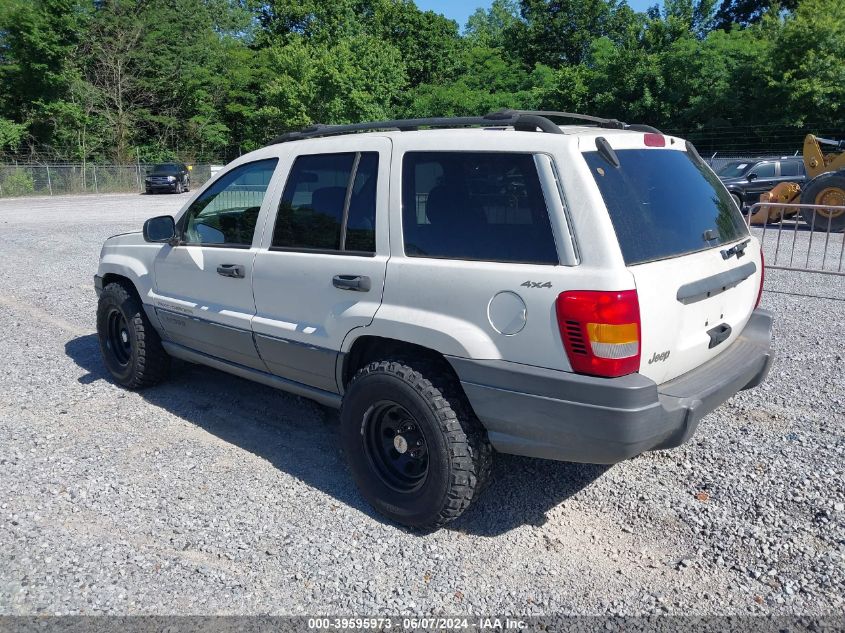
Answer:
top-left (555, 290), bottom-right (641, 378)
top-left (755, 248), bottom-right (765, 308)
top-left (644, 133), bottom-right (666, 147)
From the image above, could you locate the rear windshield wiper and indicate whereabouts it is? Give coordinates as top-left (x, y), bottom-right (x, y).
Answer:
top-left (721, 238), bottom-right (751, 260)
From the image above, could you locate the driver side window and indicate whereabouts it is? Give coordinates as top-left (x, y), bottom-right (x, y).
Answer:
top-left (182, 158), bottom-right (278, 247)
top-left (751, 162), bottom-right (775, 178)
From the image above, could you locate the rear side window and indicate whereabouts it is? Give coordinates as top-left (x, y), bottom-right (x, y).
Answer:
top-left (780, 160), bottom-right (804, 177)
top-left (272, 152), bottom-right (378, 254)
top-left (584, 149), bottom-right (749, 265)
top-left (401, 152), bottom-right (559, 264)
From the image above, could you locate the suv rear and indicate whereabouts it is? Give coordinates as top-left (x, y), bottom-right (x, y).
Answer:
top-left (95, 111), bottom-right (773, 529)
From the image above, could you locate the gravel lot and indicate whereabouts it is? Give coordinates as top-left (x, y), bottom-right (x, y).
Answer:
top-left (0, 193), bottom-right (843, 617)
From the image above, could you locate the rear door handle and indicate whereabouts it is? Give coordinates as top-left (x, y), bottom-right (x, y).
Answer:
top-left (333, 275), bottom-right (371, 292)
top-left (217, 264), bottom-right (245, 279)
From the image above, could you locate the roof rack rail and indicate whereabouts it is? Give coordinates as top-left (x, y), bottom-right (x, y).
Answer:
top-left (266, 111), bottom-right (563, 145)
top-left (265, 109), bottom-right (662, 146)
top-left (493, 109), bottom-right (663, 134)
top-left (490, 109), bottom-right (627, 130)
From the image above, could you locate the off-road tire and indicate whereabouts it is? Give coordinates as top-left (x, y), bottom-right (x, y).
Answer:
top-left (340, 359), bottom-right (492, 529)
top-left (96, 282), bottom-right (170, 389)
top-left (800, 172), bottom-right (845, 232)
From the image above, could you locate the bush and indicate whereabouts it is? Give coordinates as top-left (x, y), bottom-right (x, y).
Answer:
top-left (0, 169), bottom-right (35, 197)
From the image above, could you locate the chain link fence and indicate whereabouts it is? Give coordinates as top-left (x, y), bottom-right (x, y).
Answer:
top-left (0, 163), bottom-right (220, 198)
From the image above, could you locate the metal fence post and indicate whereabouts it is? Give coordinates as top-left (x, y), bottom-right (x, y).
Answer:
top-left (93, 165), bottom-right (98, 194)
top-left (46, 164), bottom-right (53, 196)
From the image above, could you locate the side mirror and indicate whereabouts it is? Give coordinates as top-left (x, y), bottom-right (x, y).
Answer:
top-left (747, 172), bottom-right (758, 181)
top-left (143, 215), bottom-right (177, 244)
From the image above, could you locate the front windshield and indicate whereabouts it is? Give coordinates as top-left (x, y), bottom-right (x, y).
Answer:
top-left (153, 163), bottom-right (179, 172)
top-left (717, 161), bottom-right (752, 178)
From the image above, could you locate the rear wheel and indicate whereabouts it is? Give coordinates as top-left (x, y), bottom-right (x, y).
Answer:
top-left (340, 359), bottom-right (491, 529)
top-left (800, 172), bottom-right (845, 232)
top-left (96, 282), bottom-right (170, 389)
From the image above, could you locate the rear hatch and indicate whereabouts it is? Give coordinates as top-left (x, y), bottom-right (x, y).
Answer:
top-left (581, 135), bottom-right (762, 384)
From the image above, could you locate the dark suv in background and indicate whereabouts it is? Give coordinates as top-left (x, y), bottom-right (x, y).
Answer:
top-left (145, 162), bottom-right (190, 194)
top-left (717, 157), bottom-right (806, 210)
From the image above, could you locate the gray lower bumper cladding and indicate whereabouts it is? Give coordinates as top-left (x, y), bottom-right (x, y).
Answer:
top-left (448, 309), bottom-right (774, 464)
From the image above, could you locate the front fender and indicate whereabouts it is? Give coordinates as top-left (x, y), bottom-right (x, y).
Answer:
top-left (97, 233), bottom-right (162, 302)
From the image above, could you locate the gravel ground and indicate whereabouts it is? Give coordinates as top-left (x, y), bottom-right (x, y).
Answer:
top-left (0, 193), bottom-right (843, 617)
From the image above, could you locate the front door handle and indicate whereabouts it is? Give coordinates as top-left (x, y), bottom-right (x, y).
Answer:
top-left (217, 264), bottom-right (245, 279)
top-left (333, 275), bottom-right (371, 292)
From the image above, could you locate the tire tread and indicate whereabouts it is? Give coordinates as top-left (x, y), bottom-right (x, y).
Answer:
top-left (346, 358), bottom-right (492, 528)
top-left (98, 282), bottom-right (170, 389)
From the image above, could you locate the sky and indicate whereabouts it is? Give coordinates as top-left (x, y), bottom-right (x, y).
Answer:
top-left (416, 0), bottom-right (660, 29)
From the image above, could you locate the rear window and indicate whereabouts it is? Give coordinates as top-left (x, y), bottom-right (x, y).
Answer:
top-left (401, 152), bottom-right (558, 264)
top-left (584, 149), bottom-right (749, 265)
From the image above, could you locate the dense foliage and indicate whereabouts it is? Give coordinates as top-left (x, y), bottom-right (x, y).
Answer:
top-left (0, 0), bottom-right (842, 162)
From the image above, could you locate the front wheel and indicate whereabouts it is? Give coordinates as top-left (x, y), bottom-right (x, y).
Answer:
top-left (174, 181), bottom-right (183, 194)
top-left (96, 282), bottom-right (171, 389)
top-left (340, 359), bottom-right (492, 529)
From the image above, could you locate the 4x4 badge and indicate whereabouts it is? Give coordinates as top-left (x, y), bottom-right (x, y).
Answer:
top-left (521, 281), bottom-right (552, 289)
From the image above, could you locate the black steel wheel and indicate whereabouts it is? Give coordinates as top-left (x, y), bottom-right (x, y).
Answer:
top-left (104, 307), bottom-right (132, 367)
top-left (363, 401), bottom-right (429, 492)
top-left (341, 359), bottom-right (492, 529)
top-left (96, 282), bottom-right (171, 389)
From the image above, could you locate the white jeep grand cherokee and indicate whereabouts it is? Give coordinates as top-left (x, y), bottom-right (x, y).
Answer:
top-left (95, 110), bottom-right (773, 529)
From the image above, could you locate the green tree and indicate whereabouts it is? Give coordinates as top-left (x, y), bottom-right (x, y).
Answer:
top-left (714, 0), bottom-right (799, 29)
top-left (513, 0), bottom-right (640, 66)
top-left (258, 34), bottom-right (407, 129)
top-left (465, 0), bottom-right (521, 47)
top-left (0, 0), bottom-right (89, 148)
top-left (767, 0), bottom-right (845, 126)
top-left (368, 0), bottom-right (463, 86)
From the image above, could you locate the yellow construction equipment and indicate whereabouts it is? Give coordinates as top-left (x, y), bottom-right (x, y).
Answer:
top-left (751, 134), bottom-right (845, 231)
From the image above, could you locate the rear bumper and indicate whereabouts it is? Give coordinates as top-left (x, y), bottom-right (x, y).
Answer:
top-left (448, 309), bottom-right (774, 464)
